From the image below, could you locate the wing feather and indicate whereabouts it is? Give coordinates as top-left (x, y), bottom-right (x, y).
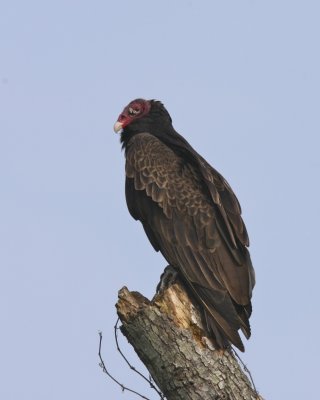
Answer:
top-left (125, 132), bottom-right (253, 350)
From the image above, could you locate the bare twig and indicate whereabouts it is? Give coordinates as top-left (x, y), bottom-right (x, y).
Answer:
top-left (114, 318), bottom-right (165, 399)
top-left (98, 331), bottom-right (151, 400)
top-left (231, 347), bottom-right (259, 396)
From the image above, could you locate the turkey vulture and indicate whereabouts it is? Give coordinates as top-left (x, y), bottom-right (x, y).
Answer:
top-left (114, 99), bottom-right (255, 351)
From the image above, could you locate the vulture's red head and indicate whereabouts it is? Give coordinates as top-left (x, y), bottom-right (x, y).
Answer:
top-left (114, 98), bottom-right (173, 137)
top-left (114, 99), bottom-right (152, 133)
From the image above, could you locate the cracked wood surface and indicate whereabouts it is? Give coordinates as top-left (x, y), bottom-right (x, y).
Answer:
top-left (116, 283), bottom-right (262, 400)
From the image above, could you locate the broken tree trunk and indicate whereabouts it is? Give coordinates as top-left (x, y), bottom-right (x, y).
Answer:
top-left (116, 282), bottom-right (262, 400)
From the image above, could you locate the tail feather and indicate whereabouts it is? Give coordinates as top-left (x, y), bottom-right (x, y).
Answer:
top-left (203, 307), bottom-right (244, 351)
top-left (189, 282), bottom-right (251, 352)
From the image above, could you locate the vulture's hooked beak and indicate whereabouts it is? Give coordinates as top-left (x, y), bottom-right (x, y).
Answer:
top-left (113, 121), bottom-right (123, 134)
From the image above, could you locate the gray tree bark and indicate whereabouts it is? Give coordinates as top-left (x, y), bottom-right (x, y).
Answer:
top-left (116, 282), bottom-right (263, 400)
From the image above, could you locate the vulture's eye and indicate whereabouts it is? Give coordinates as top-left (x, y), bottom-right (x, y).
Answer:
top-left (128, 107), bottom-right (140, 116)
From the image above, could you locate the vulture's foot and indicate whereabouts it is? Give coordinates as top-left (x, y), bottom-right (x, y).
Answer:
top-left (156, 265), bottom-right (179, 293)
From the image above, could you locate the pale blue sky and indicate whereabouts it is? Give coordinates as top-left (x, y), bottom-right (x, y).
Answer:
top-left (1, 1), bottom-right (319, 399)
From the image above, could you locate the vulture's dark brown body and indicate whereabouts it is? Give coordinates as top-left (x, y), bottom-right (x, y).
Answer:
top-left (116, 99), bottom-right (255, 351)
